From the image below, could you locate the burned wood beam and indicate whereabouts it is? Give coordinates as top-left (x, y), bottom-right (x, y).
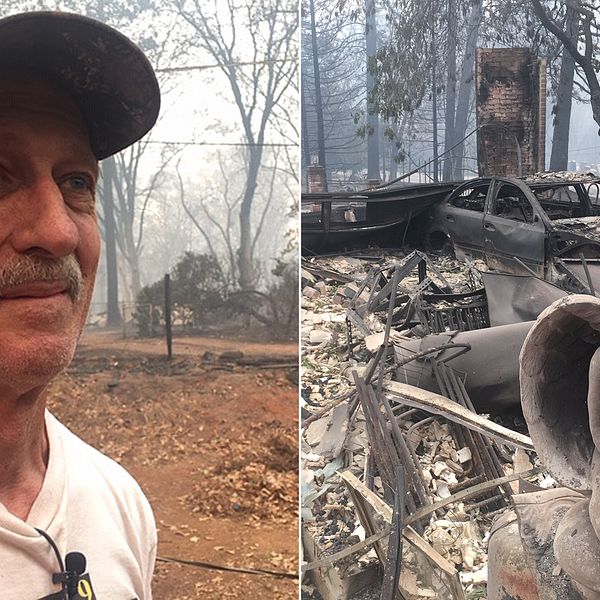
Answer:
top-left (340, 471), bottom-right (466, 600)
top-left (381, 466), bottom-right (405, 600)
top-left (341, 466), bottom-right (541, 529)
top-left (404, 467), bottom-right (542, 525)
top-left (376, 269), bottom-right (403, 398)
top-left (340, 470), bottom-right (393, 524)
top-left (374, 382), bottom-right (430, 508)
top-left (382, 381), bottom-right (534, 450)
top-left (301, 262), bottom-right (354, 284)
top-left (403, 528), bottom-right (465, 600)
top-left (354, 374), bottom-right (404, 506)
top-left (431, 359), bottom-right (512, 502)
top-left (342, 469), bottom-right (389, 566)
top-left (303, 467), bottom-right (544, 578)
top-left (301, 529), bottom-right (390, 574)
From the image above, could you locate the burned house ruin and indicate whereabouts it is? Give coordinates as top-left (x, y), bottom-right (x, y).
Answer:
top-left (301, 43), bottom-right (600, 600)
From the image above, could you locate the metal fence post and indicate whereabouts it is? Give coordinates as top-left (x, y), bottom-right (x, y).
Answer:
top-left (164, 274), bottom-right (173, 360)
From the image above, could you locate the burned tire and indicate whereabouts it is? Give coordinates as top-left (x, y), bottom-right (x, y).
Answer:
top-left (427, 231), bottom-right (455, 256)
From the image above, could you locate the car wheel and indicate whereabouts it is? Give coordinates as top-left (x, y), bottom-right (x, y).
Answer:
top-left (427, 231), bottom-right (455, 256)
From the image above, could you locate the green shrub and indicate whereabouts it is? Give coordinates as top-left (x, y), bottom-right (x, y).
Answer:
top-left (134, 252), bottom-right (226, 336)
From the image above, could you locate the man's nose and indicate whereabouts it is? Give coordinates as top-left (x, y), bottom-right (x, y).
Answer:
top-left (10, 177), bottom-right (80, 258)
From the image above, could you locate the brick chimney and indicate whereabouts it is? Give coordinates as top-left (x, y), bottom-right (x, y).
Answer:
top-left (307, 164), bottom-right (327, 193)
top-left (476, 48), bottom-right (546, 177)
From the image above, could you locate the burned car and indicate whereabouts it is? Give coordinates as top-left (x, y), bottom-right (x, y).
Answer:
top-left (302, 182), bottom-right (455, 253)
top-left (426, 175), bottom-right (600, 291)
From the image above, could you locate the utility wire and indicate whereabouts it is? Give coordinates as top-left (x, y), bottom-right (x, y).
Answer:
top-left (376, 125), bottom-right (482, 188)
top-left (156, 59), bottom-right (295, 73)
top-left (145, 140), bottom-right (298, 148)
top-left (568, 144), bottom-right (600, 152)
top-left (156, 555), bottom-right (298, 580)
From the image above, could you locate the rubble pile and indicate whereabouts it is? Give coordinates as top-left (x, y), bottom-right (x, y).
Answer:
top-left (186, 422), bottom-right (298, 523)
top-left (301, 249), bottom-right (550, 600)
top-left (525, 170), bottom-right (600, 183)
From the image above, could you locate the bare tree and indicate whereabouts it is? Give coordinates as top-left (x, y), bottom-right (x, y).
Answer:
top-left (111, 141), bottom-right (181, 299)
top-left (172, 0), bottom-right (297, 291)
top-left (308, 0), bottom-right (328, 186)
top-left (176, 154), bottom-right (240, 289)
top-left (97, 157), bottom-right (121, 325)
top-left (442, 0), bottom-right (458, 182)
top-left (451, 0), bottom-right (483, 179)
top-left (140, 179), bottom-right (196, 285)
top-left (302, 0), bottom-right (366, 184)
top-left (548, 5), bottom-right (579, 170)
top-left (366, 0), bottom-right (380, 181)
top-left (177, 146), bottom-right (283, 288)
top-left (531, 0), bottom-right (600, 132)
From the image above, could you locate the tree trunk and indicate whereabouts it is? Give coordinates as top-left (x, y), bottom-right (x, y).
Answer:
top-left (130, 262), bottom-right (142, 302)
top-left (549, 7), bottom-right (578, 171)
top-left (432, 34), bottom-right (439, 183)
top-left (531, 0), bottom-right (600, 132)
top-left (452, 0), bottom-right (482, 180)
top-left (119, 211), bottom-right (142, 302)
top-left (443, 0), bottom-right (458, 181)
top-left (100, 156), bottom-right (122, 326)
top-left (309, 0), bottom-right (327, 184)
top-left (380, 124), bottom-right (386, 181)
top-left (366, 0), bottom-right (380, 182)
top-left (301, 78), bottom-right (311, 187)
top-left (239, 148), bottom-right (261, 291)
top-left (389, 140), bottom-right (398, 180)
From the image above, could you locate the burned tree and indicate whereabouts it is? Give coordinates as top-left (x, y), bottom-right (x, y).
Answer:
top-left (531, 0), bottom-right (600, 132)
top-left (302, 0), bottom-right (366, 186)
top-left (549, 6), bottom-right (579, 170)
top-left (173, 0), bottom-right (298, 292)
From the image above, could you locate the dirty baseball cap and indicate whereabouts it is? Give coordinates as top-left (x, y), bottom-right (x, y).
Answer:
top-left (0, 11), bottom-right (160, 160)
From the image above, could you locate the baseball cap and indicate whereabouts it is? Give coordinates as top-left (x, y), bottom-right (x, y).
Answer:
top-left (0, 11), bottom-right (161, 160)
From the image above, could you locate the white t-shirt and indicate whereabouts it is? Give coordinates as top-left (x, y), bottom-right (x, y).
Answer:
top-left (0, 411), bottom-right (156, 599)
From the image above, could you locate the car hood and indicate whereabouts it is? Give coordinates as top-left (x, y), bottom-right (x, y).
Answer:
top-left (552, 216), bottom-right (600, 243)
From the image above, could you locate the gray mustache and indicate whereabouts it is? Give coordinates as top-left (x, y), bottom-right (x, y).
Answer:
top-left (0, 255), bottom-right (83, 301)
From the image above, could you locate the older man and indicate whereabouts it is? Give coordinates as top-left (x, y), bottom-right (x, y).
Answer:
top-left (0, 11), bottom-right (160, 599)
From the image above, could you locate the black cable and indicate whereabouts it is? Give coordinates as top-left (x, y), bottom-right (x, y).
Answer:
top-left (156, 555), bottom-right (298, 580)
top-left (35, 527), bottom-right (67, 599)
top-left (35, 527), bottom-right (65, 573)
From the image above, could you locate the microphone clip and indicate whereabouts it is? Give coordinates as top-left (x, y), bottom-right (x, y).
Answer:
top-left (52, 551), bottom-right (87, 598)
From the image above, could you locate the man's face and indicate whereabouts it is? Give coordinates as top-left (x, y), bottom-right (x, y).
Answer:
top-left (0, 75), bottom-right (100, 392)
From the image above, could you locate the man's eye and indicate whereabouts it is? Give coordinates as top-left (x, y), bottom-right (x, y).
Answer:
top-left (66, 175), bottom-right (92, 192)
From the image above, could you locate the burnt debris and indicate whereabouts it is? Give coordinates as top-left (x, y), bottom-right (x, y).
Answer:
top-left (301, 173), bottom-right (600, 600)
top-left (301, 250), bottom-right (553, 599)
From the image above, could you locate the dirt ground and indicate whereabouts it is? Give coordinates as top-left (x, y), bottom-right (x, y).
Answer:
top-left (46, 329), bottom-right (299, 599)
